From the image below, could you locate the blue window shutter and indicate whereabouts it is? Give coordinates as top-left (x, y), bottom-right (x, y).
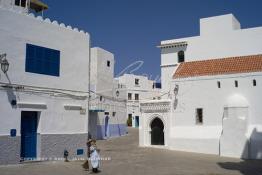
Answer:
top-left (25, 43), bottom-right (60, 77)
top-left (77, 149), bottom-right (84, 155)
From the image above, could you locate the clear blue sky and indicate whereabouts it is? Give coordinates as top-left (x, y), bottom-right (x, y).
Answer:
top-left (42, 0), bottom-right (262, 81)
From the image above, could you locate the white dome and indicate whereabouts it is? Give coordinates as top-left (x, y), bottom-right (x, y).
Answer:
top-left (226, 94), bottom-right (249, 107)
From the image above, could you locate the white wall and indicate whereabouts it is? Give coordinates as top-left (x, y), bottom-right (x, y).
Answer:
top-left (170, 72), bottom-right (262, 156)
top-left (0, 8), bottom-right (90, 136)
top-left (160, 14), bottom-right (262, 92)
top-left (0, 0), bottom-right (28, 13)
top-left (117, 74), bottom-right (161, 124)
top-left (90, 47), bottom-right (127, 126)
top-left (0, 8), bottom-right (90, 92)
top-left (91, 47), bottom-right (114, 97)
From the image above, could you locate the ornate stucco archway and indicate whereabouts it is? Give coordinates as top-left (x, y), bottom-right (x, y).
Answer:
top-left (150, 117), bottom-right (164, 145)
top-left (139, 100), bottom-right (171, 147)
top-left (146, 114), bottom-right (167, 146)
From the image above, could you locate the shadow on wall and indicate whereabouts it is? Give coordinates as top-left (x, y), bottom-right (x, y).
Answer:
top-left (218, 129), bottom-right (262, 175)
top-left (3, 73), bottom-right (17, 109)
top-left (250, 128), bottom-right (262, 159)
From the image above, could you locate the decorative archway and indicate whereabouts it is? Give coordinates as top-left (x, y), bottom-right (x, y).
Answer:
top-left (150, 117), bottom-right (164, 145)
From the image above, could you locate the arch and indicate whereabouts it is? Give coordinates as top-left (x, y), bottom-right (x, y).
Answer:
top-left (150, 117), bottom-right (164, 145)
top-left (148, 114), bottom-right (166, 130)
top-left (178, 50), bottom-right (185, 63)
top-left (226, 94), bottom-right (249, 108)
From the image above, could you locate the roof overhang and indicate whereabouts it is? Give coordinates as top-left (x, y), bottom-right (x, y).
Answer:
top-left (157, 41), bottom-right (187, 49)
top-left (30, 0), bottom-right (48, 12)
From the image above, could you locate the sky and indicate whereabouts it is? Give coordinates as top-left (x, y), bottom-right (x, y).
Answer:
top-left (42, 0), bottom-right (262, 82)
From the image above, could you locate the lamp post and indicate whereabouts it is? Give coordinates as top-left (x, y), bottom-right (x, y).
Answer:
top-left (0, 53), bottom-right (9, 74)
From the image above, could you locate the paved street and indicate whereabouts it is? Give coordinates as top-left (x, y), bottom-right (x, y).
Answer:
top-left (0, 128), bottom-right (262, 175)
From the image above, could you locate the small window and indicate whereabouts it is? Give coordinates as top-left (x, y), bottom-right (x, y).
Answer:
top-left (178, 51), bottom-right (185, 63)
top-left (253, 79), bottom-right (256, 86)
top-left (104, 112), bottom-right (109, 115)
top-left (107, 60), bottom-right (110, 67)
top-left (235, 80), bottom-right (238, 88)
top-left (135, 94), bottom-right (139, 100)
top-left (15, 0), bottom-right (26, 7)
top-left (217, 81), bottom-right (221, 88)
top-left (128, 93), bottom-right (132, 100)
top-left (112, 112), bottom-right (116, 117)
top-left (135, 78), bottom-right (139, 85)
top-left (100, 96), bottom-right (103, 101)
top-left (196, 108), bottom-right (203, 125)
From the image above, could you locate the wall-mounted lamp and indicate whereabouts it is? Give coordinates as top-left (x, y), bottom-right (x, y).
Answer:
top-left (174, 84), bottom-right (179, 96)
top-left (0, 53), bottom-right (9, 74)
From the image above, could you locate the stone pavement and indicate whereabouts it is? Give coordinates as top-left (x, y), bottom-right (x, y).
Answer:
top-left (0, 127), bottom-right (262, 175)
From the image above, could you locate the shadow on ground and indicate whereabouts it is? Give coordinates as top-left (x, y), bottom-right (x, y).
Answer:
top-left (218, 160), bottom-right (262, 175)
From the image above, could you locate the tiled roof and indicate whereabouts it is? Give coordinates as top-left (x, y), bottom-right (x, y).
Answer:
top-left (173, 54), bottom-right (262, 79)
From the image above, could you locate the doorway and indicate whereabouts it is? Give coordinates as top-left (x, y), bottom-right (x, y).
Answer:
top-left (220, 107), bottom-right (249, 158)
top-left (150, 117), bottom-right (164, 145)
top-left (21, 111), bottom-right (38, 159)
top-left (105, 115), bottom-right (110, 137)
top-left (135, 116), bottom-right (139, 127)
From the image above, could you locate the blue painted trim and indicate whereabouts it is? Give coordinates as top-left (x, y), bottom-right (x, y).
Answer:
top-left (89, 109), bottom-right (105, 112)
top-left (135, 116), bottom-right (139, 128)
top-left (96, 124), bottom-right (127, 140)
top-left (77, 149), bottom-right (84, 155)
top-left (10, 129), bottom-right (16, 137)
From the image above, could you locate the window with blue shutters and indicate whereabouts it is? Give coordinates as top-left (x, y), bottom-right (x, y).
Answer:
top-left (25, 44), bottom-right (60, 76)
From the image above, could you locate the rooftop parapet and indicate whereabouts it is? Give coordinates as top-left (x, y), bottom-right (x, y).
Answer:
top-left (200, 14), bottom-right (241, 36)
top-left (0, 5), bottom-right (89, 36)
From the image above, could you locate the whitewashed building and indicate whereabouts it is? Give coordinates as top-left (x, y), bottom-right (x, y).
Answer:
top-left (116, 74), bottom-right (161, 127)
top-left (139, 14), bottom-right (262, 159)
top-left (0, 0), bottom-right (90, 164)
top-left (89, 47), bottom-right (127, 140)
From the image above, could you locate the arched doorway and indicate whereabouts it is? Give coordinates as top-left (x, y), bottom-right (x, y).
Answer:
top-left (150, 117), bottom-right (164, 145)
top-left (220, 94), bottom-right (249, 158)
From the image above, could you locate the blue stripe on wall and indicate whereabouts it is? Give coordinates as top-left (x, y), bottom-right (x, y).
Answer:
top-left (96, 124), bottom-right (127, 140)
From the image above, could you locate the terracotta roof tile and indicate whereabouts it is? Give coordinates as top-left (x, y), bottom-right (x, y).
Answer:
top-left (173, 54), bottom-right (262, 79)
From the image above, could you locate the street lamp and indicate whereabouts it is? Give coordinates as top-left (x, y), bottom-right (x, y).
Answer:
top-left (0, 53), bottom-right (9, 74)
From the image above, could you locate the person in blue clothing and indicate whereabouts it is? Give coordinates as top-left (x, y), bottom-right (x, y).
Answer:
top-left (105, 115), bottom-right (110, 138)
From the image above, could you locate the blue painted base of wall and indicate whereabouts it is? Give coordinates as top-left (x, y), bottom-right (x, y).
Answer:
top-left (96, 124), bottom-right (127, 140)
